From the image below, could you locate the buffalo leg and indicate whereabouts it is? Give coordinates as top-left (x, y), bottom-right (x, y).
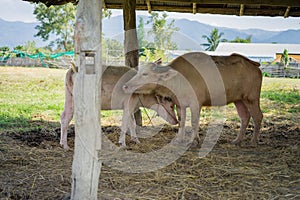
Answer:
top-left (232, 100), bottom-right (250, 145)
top-left (129, 112), bottom-right (140, 144)
top-left (244, 100), bottom-right (263, 145)
top-left (191, 106), bottom-right (201, 143)
top-left (119, 110), bottom-right (129, 146)
top-left (176, 105), bottom-right (182, 122)
top-left (177, 107), bottom-right (187, 141)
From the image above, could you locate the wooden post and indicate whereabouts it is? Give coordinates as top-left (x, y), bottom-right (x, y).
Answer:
top-left (123, 0), bottom-right (139, 69)
top-left (123, 0), bottom-right (142, 126)
top-left (71, 0), bottom-right (102, 199)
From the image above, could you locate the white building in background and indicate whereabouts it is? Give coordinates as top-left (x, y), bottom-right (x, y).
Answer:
top-left (213, 43), bottom-right (300, 63)
top-left (167, 43), bottom-right (300, 63)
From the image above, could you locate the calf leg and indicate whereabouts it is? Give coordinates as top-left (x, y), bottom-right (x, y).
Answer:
top-left (129, 98), bottom-right (140, 144)
top-left (60, 100), bottom-right (73, 149)
top-left (134, 109), bottom-right (142, 126)
top-left (232, 100), bottom-right (250, 145)
top-left (244, 100), bottom-right (263, 145)
top-left (119, 98), bottom-right (140, 146)
top-left (191, 106), bottom-right (201, 143)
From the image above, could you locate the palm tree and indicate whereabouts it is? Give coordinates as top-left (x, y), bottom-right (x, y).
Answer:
top-left (230, 35), bottom-right (252, 43)
top-left (280, 49), bottom-right (289, 68)
top-left (201, 28), bottom-right (227, 51)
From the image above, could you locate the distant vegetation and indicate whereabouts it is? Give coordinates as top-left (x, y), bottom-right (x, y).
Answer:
top-left (1, 6), bottom-right (179, 62)
top-left (201, 28), bottom-right (252, 51)
top-left (33, 3), bottom-right (111, 52)
top-left (138, 12), bottom-right (179, 61)
top-left (201, 28), bottom-right (227, 51)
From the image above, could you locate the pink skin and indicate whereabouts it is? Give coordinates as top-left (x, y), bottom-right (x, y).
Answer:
top-left (232, 100), bottom-right (263, 145)
top-left (60, 68), bottom-right (178, 149)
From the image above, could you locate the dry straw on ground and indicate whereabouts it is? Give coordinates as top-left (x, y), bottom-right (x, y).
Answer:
top-left (0, 117), bottom-right (299, 199)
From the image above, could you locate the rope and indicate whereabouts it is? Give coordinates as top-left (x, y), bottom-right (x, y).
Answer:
top-left (137, 95), bottom-right (155, 126)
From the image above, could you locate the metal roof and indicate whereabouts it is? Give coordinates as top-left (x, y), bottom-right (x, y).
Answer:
top-left (214, 43), bottom-right (300, 58)
top-left (23, 0), bottom-right (300, 17)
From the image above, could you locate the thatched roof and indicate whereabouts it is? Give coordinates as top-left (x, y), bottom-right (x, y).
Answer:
top-left (23, 0), bottom-right (300, 17)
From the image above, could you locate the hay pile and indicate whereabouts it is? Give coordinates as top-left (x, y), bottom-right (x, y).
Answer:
top-left (0, 118), bottom-right (299, 199)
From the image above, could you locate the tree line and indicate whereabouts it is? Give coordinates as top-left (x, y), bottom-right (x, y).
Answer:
top-left (1, 3), bottom-right (254, 60)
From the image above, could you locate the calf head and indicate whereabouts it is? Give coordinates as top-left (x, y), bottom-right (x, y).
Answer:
top-left (123, 59), bottom-right (177, 94)
top-left (152, 95), bottom-right (178, 125)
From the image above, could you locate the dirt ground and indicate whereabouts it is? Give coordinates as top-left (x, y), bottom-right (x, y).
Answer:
top-left (0, 114), bottom-right (299, 199)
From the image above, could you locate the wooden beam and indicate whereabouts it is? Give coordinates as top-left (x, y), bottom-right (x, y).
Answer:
top-left (105, 2), bottom-right (300, 17)
top-left (104, 5), bottom-right (300, 17)
top-left (146, 0), bottom-right (152, 13)
top-left (149, 0), bottom-right (299, 7)
top-left (284, 6), bottom-right (291, 18)
top-left (193, 3), bottom-right (197, 14)
top-left (22, 0), bottom-right (300, 7)
top-left (239, 4), bottom-right (244, 16)
top-left (71, 0), bottom-right (102, 199)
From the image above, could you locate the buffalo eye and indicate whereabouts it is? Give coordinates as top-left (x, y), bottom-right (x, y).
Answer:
top-left (164, 96), bottom-right (172, 101)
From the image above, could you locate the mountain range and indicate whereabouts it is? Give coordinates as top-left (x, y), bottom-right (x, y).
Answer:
top-left (1, 16), bottom-right (299, 50)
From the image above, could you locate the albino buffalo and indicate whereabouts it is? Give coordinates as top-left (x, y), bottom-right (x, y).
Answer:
top-left (60, 65), bottom-right (178, 149)
top-left (123, 52), bottom-right (263, 145)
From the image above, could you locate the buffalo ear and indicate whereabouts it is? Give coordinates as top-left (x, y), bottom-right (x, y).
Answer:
top-left (160, 69), bottom-right (177, 81)
top-left (154, 58), bottom-right (162, 65)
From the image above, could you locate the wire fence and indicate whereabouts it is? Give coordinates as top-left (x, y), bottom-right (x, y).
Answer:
top-left (1, 50), bottom-right (300, 78)
top-left (0, 50), bottom-right (74, 68)
top-left (260, 63), bottom-right (300, 78)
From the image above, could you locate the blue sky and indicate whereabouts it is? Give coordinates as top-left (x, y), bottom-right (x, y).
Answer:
top-left (1, 0), bottom-right (300, 31)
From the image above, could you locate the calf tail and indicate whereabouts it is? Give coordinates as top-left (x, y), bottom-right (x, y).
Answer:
top-left (70, 61), bottom-right (78, 73)
top-left (65, 68), bottom-right (74, 96)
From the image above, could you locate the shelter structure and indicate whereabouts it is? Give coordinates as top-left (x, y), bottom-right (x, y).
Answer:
top-left (25, 0), bottom-right (300, 17)
top-left (22, 0), bottom-right (300, 199)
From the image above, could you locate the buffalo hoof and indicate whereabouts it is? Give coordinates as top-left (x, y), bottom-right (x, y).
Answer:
top-left (172, 136), bottom-right (193, 147)
top-left (60, 143), bottom-right (70, 150)
top-left (250, 139), bottom-right (258, 147)
top-left (118, 140), bottom-right (126, 147)
top-left (231, 139), bottom-right (242, 146)
top-left (131, 137), bottom-right (140, 144)
top-left (190, 140), bottom-right (200, 148)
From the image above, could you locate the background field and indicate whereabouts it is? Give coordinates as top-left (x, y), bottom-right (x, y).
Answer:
top-left (0, 67), bottom-right (299, 199)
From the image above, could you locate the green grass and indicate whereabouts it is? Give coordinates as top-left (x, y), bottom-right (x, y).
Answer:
top-left (0, 67), bottom-right (299, 131)
top-left (261, 90), bottom-right (299, 104)
top-left (0, 67), bottom-right (66, 130)
top-left (260, 77), bottom-right (300, 113)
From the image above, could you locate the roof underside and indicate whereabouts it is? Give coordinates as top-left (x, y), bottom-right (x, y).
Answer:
top-left (24, 0), bottom-right (300, 17)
